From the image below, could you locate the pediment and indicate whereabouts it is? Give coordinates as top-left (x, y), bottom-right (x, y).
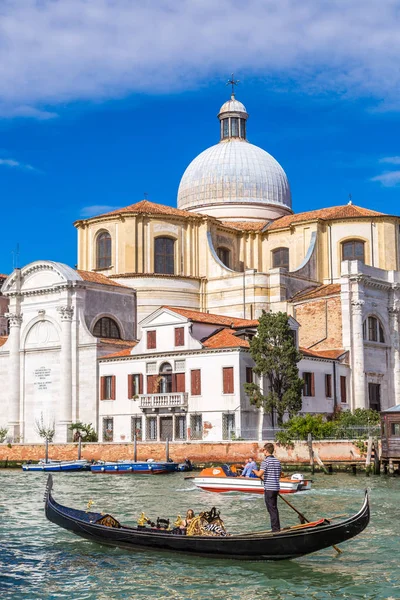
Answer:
top-left (139, 307), bottom-right (188, 328)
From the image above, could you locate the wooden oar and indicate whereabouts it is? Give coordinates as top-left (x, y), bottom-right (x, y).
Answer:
top-left (278, 493), bottom-right (343, 554)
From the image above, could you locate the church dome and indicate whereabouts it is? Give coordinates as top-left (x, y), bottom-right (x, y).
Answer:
top-left (177, 94), bottom-right (292, 222)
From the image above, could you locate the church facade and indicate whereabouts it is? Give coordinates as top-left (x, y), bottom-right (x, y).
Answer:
top-left (1, 91), bottom-right (399, 442)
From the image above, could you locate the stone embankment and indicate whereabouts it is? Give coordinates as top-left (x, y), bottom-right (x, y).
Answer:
top-left (0, 440), bottom-right (363, 468)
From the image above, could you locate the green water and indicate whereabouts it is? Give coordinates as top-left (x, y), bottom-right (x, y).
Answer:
top-left (0, 470), bottom-right (399, 599)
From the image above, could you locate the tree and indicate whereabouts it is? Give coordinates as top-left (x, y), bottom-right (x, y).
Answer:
top-left (35, 413), bottom-right (55, 442)
top-left (244, 311), bottom-right (304, 426)
top-left (68, 422), bottom-right (98, 442)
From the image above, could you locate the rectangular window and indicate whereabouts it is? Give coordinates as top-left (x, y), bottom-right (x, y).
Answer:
top-left (131, 416), bottom-right (142, 441)
top-left (147, 374), bottom-right (159, 394)
top-left (223, 367), bottom-right (234, 394)
top-left (190, 414), bottom-right (203, 440)
top-left (174, 327), bottom-right (184, 347)
top-left (223, 118), bottom-right (229, 138)
top-left (391, 422), bottom-right (400, 437)
top-left (103, 417), bottom-right (113, 442)
top-left (368, 383), bottom-right (380, 411)
top-left (147, 330), bottom-right (156, 349)
top-left (340, 376), bottom-right (347, 403)
top-left (303, 372), bottom-right (315, 397)
top-left (128, 374), bottom-right (143, 398)
top-left (174, 372), bottom-right (186, 393)
top-left (175, 415), bottom-right (186, 440)
top-left (100, 375), bottom-right (115, 400)
top-left (231, 117), bottom-right (239, 137)
top-left (191, 369), bottom-right (201, 395)
top-left (368, 317), bottom-right (378, 342)
top-left (240, 119), bottom-right (246, 139)
top-left (245, 367), bottom-right (253, 384)
top-left (146, 417), bottom-right (157, 440)
top-left (222, 413), bottom-right (236, 440)
top-left (325, 374), bottom-right (332, 398)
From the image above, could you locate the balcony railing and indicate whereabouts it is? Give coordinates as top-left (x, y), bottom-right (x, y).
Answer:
top-left (139, 392), bottom-right (188, 410)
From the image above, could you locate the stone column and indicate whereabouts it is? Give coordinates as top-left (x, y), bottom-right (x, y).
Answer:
top-left (57, 306), bottom-right (74, 442)
top-left (5, 313), bottom-right (22, 441)
top-left (389, 307), bottom-right (400, 405)
top-left (351, 300), bottom-right (366, 409)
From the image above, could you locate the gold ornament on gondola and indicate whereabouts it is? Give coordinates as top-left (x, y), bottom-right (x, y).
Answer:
top-left (174, 515), bottom-right (183, 528)
top-left (137, 512), bottom-right (148, 526)
top-left (86, 499), bottom-right (94, 511)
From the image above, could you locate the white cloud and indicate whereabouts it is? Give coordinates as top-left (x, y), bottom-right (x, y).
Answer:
top-left (371, 171), bottom-right (400, 187)
top-left (80, 205), bottom-right (121, 217)
top-left (2, 1), bottom-right (400, 118)
top-left (379, 156), bottom-right (400, 165)
top-left (0, 158), bottom-right (36, 171)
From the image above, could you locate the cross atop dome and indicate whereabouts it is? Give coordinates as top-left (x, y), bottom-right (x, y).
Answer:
top-left (226, 73), bottom-right (240, 98)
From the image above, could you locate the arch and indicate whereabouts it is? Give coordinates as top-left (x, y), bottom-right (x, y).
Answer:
top-left (272, 247), bottom-right (289, 269)
top-left (341, 239), bottom-right (365, 263)
top-left (216, 246), bottom-right (231, 269)
top-left (93, 316), bottom-right (121, 339)
top-left (22, 316), bottom-right (61, 349)
top-left (96, 230), bottom-right (112, 269)
top-left (159, 361), bottom-right (173, 393)
top-left (363, 315), bottom-right (385, 343)
top-left (154, 236), bottom-right (175, 274)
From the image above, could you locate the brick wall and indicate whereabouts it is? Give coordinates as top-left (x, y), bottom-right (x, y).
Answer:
top-left (294, 295), bottom-right (343, 350)
top-left (0, 440), bottom-right (363, 464)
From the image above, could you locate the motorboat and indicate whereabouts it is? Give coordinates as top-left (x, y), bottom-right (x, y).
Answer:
top-left (22, 459), bottom-right (91, 472)
top-left (90, 459), bottom-right (178, 474)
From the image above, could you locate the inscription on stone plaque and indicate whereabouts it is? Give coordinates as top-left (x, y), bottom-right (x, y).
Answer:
top-left (33, 367), bottom-right (52, 390)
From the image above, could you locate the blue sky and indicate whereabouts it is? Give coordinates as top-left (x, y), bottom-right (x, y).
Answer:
top-left (1, 1), bottom-right (400, 274)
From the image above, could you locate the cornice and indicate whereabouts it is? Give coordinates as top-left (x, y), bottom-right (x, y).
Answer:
top-left (99, 346), bottom-right (249, 363)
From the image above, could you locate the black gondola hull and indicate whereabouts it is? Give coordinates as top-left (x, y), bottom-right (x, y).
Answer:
top-left (44, 476), bottom-right (370, 561)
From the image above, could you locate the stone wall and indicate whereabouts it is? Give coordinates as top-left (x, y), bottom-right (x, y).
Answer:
top-left (0, 440), bottom-right (363, 464)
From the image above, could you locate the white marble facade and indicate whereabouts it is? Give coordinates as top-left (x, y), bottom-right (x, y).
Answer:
top-left (0, 261), bottom-right (136, 443)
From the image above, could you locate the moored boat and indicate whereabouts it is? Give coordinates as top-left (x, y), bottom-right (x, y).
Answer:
top-left (192, 466), bottom-right (312, 495)
top-left (44, 474), bottom-right (370, 561)
top-left (22, 459), bottom-right (91, 472)
top-left (90, 460), bottom-right (178, 474)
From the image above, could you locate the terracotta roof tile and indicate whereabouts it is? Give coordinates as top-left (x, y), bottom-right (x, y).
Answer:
top-left (267, 204), bottom-right (387, 231)
top-left (0, 274), bottom-right (8, 279)
top-left (80, 200), bottom-right (203, 220)
top-left (0, 336), bottom-right (8, 347)
top-left (202, 328), bottom-right (250, 349)
top-left (101, 348), bottom-right (135, 359)
top-left (291, 284), bottom-right (341, 302)
top-left (164, 306), bottom-right (258, 328)
top-left (100, 338), bottom-right (138, 347)
top-left (77, 270), bottom-right (133, 289)
top-left (220, 221), bottom-right (269, 232)
top-left (300, 347), bottom-right (346, 360)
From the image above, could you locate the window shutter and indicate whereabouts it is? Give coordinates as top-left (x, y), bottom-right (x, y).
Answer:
top-left (175, 327), bottom-right (184, 346)
top-left (311, 373), bottom-right (315, 397)
top-left (191, 370), bottom-right (201, 395)
top-left (111, 375), bottom-right (116, 400)
top-left (340, 376), bottom-right (347, 402)
top-left (325, 374), bottom-right (332, 398)
top-left (223, 367), bottom-right (234, 394)
top-left (147, 374), bottom-right (159, 394)
top-left (147, 330), bottom-right (156, 349)
top-left (176, 372), bottom-right (185, 393)
top-left (100, 376), bottom-right (105, 400)
top-left (139, 373), bottom-right (143, 395)
top-left (128, 374), bottom-right (133, 398)
top-left (246, 367), bottom-right (253, 384)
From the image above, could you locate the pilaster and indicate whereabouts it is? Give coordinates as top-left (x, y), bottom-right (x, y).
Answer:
top-left (57, 305), bottom-right (74, 442)
top-left (5, 313), bottom-right (23, 441)
top-left (351, 300), bottom-right (366, 409)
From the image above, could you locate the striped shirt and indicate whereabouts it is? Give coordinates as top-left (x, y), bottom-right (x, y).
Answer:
top-left (260, 455), bottom-right (281, 491)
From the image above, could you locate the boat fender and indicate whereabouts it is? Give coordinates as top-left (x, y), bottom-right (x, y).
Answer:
top-left (101, 467), bottom-right (105, 472)
top-left (114, 466), bottom-right (118, 470)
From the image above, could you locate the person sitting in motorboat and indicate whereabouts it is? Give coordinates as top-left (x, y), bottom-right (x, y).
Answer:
top-left (180, 509), bottom-right (195, 532)
top-left (240, 457), bottom-right (258, 478)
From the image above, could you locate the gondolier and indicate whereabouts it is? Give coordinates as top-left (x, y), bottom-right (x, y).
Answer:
top-left (253, 443), bottom-right (282, 532)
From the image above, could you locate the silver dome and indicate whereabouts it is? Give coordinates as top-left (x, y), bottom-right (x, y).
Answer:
top-left (177, 139), bottom-right (292, 212)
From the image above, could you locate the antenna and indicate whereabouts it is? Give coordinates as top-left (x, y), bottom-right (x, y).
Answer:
top-left (11, 243), bottom-right (20, 269)
top-left (144, 192), bottom-right (149, 200)
top-left (348, 193), bottom-right (352, 206)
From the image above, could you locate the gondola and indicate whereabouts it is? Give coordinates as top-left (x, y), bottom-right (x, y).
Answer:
top-left (44, 475), bottom-right (370, 560)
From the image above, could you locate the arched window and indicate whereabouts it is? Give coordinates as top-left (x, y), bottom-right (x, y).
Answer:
top-left (96, 231), bottom-right (112, 269)
top-left (217, 247), bottom-right (231, 268)
top-left (154, 237), bottom-right (175, 274)
top-left (159, 362), bottom-right (173, 393)
top-left (93, 317), bottom-right (121, 339)
top-left (272, 247), bottom-right (289, 269)
top-left (363, 316), bottom-right (385, 343)
top-left (342, 240), bottom-right (365, 262)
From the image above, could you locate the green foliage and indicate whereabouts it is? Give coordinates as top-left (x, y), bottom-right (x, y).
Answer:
top-left (69, 421), bottom-right (98, 442)
top-left (35, 413), bottom-right (55, 442)
top-left (276, 409), bottom-right (381, 446)
top-left (244, 311), bottom-right (304, 425)
top-left (0, 427), bottom-right (8, 443)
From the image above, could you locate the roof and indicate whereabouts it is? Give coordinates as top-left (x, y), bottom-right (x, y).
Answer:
top-left (220, 221), bottom-right (269, 232)
top-left (300, 347), bottom-right (346, 360)
top-left (77, 270), bottom-right (132, 289)
top-left (164, 306), bottom-right (258, 328)
top-left (0, 336), bottom-right (8, 347)
top-left (291, 284), bottom-right (341, 302)
top-left (267, 204), bottom-right (386, 231)
top-left (382, 405), bottom-right (400, 413)
top-left (78, 200), bottom-right (203, 221)
top-left (0, 274), bottom-right (8, 279)
top-left (101, 347), bottom-right (136, 359)
top-left (202, 328), bottom-right (250, 349)
top-left (100, 338), bottom-right (138, 347)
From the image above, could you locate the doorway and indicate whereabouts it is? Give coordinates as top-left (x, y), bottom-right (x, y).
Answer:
top-left (160, 416), bottom-right (173, 441)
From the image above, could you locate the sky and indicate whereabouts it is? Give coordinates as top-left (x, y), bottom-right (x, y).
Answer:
top-left (1, 0), bottom-right (400, 274)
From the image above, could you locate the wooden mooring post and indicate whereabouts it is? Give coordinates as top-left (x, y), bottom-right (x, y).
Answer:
top-left (389, 459), bottom-right (395, 476)
top-left (365, 435), bottom-right (373, 476)
top-left (133, 434), bottom-right (137, 462)
top-left (307, 433), bottom-right (315, 474)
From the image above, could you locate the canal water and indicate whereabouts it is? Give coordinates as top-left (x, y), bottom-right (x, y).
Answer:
top-left (0, 470), bottom-right (399, 599)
